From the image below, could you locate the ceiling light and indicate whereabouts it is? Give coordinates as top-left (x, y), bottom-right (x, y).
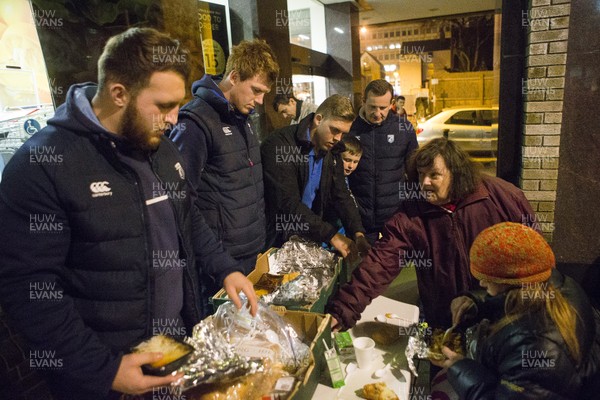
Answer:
top-left (334, 27), bottom-right (344, 34)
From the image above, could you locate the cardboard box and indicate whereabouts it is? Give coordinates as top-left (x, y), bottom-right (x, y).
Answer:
top-left (184, 309), bottom-right (330, 400)
top-left (278, 310), bottom-right (330, 400)
top-left (211, 248), bottom-right (341, 313)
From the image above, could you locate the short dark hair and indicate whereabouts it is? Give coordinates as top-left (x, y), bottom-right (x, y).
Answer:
top-left (272, 93), bottom-right (298, 112)
top-left (342, 136), bottom-right (363, 156)
top-left (364, 79), bottom-right (394, 102)
top-left (316, 94), bottom-right (355, 122)
top-left (396, 95), bottom-right (405, 101)
top-left (407, 138), bottom-right (481, 201)
top-left (224, 39), bottom-right (279, 86)
top-left (97, 27), bottom-right (190, 94)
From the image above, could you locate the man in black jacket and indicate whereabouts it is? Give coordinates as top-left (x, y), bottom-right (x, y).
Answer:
top-left (348, 80), bottom-right (418, 243)
top-left (0, 28), bottom-right (256, 400)
top-left (261, 94), bottom-right (369, 258)
top-left (169, 39), bottom-right (279, 281)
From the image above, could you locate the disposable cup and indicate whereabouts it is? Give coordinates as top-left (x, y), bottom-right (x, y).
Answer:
top-left (353, 337), bottom-right (375, 369)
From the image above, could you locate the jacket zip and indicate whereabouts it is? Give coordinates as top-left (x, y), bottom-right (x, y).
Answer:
top-left (107, 140), bottom-right (153, 338)
top-left (148, 154), bottom-right (201, 322)
top-left (370, 128), bottom-right (376, 230)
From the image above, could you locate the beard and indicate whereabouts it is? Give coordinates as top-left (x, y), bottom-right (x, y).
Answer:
top-left (119, 102), bottom-right (162, 152)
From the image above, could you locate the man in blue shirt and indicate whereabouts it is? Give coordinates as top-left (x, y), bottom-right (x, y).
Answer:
top-left (261, 94), bottom-right (370, 258)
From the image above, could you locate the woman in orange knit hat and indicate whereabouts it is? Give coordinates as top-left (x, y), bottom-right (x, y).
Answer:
top-left (431, 222), bottom-right (600, 399)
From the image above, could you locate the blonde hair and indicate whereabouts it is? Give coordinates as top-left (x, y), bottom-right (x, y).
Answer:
top-left (224, 39), bottom-right (279, 85)
top-left (492, 283), bottom-right (581, 364)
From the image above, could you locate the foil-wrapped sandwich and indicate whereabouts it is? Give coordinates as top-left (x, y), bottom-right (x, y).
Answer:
top-left (260, 236), bottom-right (338, 308)
top-left (170, 301), bottom-right (310, 398)
top-left (404, 322), bottom-right (464, 376)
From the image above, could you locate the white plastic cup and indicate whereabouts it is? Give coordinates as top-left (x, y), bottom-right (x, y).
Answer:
top-left (353, 337), bottom-right (375, 369)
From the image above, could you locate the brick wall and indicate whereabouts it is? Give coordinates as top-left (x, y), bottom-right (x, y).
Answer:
top-left (521, 0), bottom-right (571, 242)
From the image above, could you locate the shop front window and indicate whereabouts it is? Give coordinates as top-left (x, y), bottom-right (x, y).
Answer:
top-left (287, 0), bottom-right (326, 52)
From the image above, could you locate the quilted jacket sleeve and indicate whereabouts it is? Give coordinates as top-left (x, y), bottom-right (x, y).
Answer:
top-left (0, 145), bottom-right (121, 399)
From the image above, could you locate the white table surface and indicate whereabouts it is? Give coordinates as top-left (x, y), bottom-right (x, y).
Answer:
top-left (312, 296), bottom-right (420, 400)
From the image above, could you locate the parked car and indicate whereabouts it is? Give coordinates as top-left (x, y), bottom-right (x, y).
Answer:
top-left (416, 106), bottom-right (499, 156)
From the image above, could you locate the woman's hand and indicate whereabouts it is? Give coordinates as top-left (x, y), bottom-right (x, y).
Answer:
top-left (429, 346), bottom-right (465, 369)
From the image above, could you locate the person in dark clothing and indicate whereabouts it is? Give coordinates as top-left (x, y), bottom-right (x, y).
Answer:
top-left (273, 93), bottom-right (318, 125)
top-left (169, 39), bottom-right (279, 278)
top-left (327, 138), bottom-right (536, 331)
top-left (0, 28), bottom-right (257, 400)
top-left (392, 95), bottom-right (407, 116)
top-left (431, 222), bottom-right (600, 400)
top-left (348, 80), bottom-right (418, 243)
top-left (261, 94), bottom-right (370, 259)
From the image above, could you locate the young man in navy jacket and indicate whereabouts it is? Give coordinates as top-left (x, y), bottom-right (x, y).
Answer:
top-left (169, 40), bottom-right (279, 300)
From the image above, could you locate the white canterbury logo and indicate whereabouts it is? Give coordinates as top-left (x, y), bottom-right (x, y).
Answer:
top-left (90, 181), bottom-right (112, 198)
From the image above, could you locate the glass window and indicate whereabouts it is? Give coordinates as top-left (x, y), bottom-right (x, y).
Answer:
top-left (384, 32), bottom-right (388, 38)
top-left (446, 110), bottom-right (478, 125)
top-left (480, 110), bottom-right (499, 126)
top-left (402, 30), bottom-right (406, 36)
top-left (287, 0), bottom-right (326, 52)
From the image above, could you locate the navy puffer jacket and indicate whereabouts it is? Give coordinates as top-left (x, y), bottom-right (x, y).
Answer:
top-left (0, 84), bottom-right (240, 399)
top-left (170, 75), bottom-right (266, 260)
top-left (348, 113), bottom-right (418, 234)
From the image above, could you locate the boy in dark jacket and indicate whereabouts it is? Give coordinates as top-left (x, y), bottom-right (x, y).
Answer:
top-left (261, 94), bottom-right (370, 259)
top-left (0, 28), bottom-right (256, 400)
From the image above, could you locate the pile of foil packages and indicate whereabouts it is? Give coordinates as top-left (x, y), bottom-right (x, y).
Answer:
top-left (261, 236), bottom-right (339, 307)
top-left (172, 301), bottom-right (310, 395)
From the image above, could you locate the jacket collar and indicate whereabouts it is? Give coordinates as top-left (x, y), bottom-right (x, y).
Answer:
top-left (294, 100), bottom-right (304, 121)
top-left (417, 179), bottom-right (490, 215)
top-left (191, 75), bottom-right (248, 122)
top-left (293, 112), bottom-right (316, 151)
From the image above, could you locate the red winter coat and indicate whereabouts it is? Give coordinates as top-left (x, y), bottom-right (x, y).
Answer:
top-left (326, 176), bottom-right (536, 329)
